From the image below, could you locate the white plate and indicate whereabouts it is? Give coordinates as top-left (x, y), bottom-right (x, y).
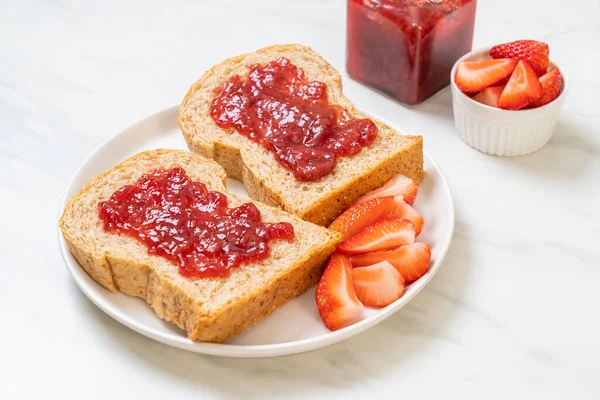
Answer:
top-left (58, 106), bottom-right (455, 358)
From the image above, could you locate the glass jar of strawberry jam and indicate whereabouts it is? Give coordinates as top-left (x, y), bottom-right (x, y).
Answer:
top-left (347, 0), bottom-right (477, 105)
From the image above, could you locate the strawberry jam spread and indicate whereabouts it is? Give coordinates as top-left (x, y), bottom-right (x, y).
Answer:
top-left (98, 167), bottom-right (295, 278)
top-left (210, 57), bottom-right (378, 181)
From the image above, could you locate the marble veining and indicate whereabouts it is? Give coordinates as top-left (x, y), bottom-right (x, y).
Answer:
top-left (1, 0), bottom-right (599, 399)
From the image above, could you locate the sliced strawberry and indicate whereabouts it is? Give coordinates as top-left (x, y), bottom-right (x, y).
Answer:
top-left (529, 69), bottom-right (563, 108)
top-left (454, 58), bottom-right (518, 94)
top-left (472, 85), bottom-right (504, 108)
top-left (350, 242), bottom-right (431, 284)
top-left (328, 196), bottom-right (396, 240)
top-left (315, 253), bottom-right (365, 331)
top-left (352, 261), bottom-right (405, 307)
top-left (354, 174), bottom-right (419, 206)
top-left (337, 218), bottom-right (415, 255)
top-left (497, 60), bottom-right (542, 110)
top-left (388, 196), bottom-right (424, 237)
top-left (490, 40), bottom-right (549, 77)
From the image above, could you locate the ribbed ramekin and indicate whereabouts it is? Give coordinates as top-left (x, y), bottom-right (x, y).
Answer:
top-left (450, 48), bottom-right (569, 157)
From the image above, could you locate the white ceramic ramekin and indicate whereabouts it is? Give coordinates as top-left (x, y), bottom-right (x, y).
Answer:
top-left (450, 48), bottom-right (569, 156)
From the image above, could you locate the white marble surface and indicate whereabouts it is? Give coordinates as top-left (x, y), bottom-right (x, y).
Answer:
top-left (1, 0), bottom-right (599, 398)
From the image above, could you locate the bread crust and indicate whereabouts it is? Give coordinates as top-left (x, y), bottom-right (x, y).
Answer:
top-left (60, 150), bottom-right (340, 342)
top-left (179, 44), bottom-right (425, 226)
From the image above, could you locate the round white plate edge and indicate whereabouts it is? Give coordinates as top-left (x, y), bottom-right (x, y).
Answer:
top-left (57, 105), bottom-right (455, 358)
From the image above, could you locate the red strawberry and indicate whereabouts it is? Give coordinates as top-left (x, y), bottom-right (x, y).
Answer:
top-left (315, 253), bottom-right (365, 331)
top-left (454, 59), bottom-right (518, 93)
top-left (530, 69), bottom-right (563, 108)
top-left (472, 85), bottom-right (504, 108)
top-left (388, 196), bottom-right (424, 237)
top-left (497, 60), bottom-right (542, 110)
top-left (352, 261), bottom-right (405, 307)
top-left (490, 40), bottom-right (549, 76)
top-left (350, 242), bottom-right (431, 284)
top-left (328, 196), bottom-right (396, 240)
top-left (354, 174), bottom-right (419, 206)
top-left (337, 218), bottom-right (415, 255)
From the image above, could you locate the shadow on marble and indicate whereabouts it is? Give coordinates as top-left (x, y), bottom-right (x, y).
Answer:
top-left (404, 87), bottom-right (454, 122)
top-left (70, 214), bottom-right (474, 397)
top-left (347, 77), bottom-right (455, 124)
top-left (480, 120), bottom-right (598, 180)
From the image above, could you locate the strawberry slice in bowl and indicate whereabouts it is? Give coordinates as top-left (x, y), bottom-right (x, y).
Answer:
top-left (497, 59), bottom-right (542, 110)
top-left (530, 68), bottom-right (563, 108)
top-left (472, 85), bottom-right (504, 108)
top-left (454, 58), bottom-right (517, 94)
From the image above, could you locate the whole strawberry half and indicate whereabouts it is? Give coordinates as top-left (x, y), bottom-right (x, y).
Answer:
top-left (490, 40), bottom-right (549, 77)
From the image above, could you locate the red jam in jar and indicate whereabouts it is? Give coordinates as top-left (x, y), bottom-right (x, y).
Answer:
top-left (98, 167), bottom-right (295, 278)
top-left (210, 57), bottom-right (378, 182)
top-left (347, 0), bottom-right (477, 105)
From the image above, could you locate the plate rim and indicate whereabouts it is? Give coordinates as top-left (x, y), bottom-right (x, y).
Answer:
top-left (57, 105), bottom-right (455, 358)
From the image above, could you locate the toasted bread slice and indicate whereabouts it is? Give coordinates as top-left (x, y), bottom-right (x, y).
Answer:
top-left (60, 149), bottom-right (340, 343)
top-left (179, 44), bottom-right (425, 226)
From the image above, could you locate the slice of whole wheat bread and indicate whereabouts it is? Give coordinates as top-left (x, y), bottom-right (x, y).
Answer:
top-left (179, 44), bottom-right (425, 226)
top-left (60, 149), bottom-right (341, 343)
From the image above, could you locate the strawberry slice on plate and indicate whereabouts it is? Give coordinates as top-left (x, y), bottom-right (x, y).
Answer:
top-left (472, 85), bottom-right (504, 108)
top-left (454, 58), bottom-right (517, 94)
top-left (354, 174), bottom-right (419, 206)
top-left (389, 196), bottom-right (424, 236)
top-left (530, 68), bottom-right (563, 108)
top-left (328, 196), bottom-right (396, 240)
top-left (490, 40), bottom-right (549, 77)
top-left (497, 59), bottom-right (542, 110)
top-left (352, 261), bottom-right (405, 307)
top-left (337, 218), bottom-right (416, 255)
top-left (315, 253), bottom-right (365, 331)
top-left (350, 242), bottom-right (431, 284)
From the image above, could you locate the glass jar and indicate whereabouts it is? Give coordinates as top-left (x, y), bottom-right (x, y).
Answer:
top-left (347, 0), bottom-right (477, 105)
